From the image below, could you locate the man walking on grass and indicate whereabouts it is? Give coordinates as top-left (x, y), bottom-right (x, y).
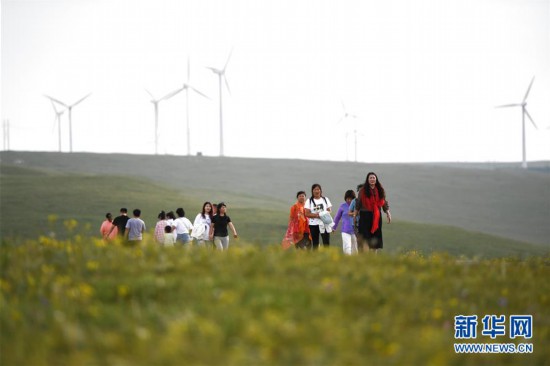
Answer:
top-left (125, 209), bottom-right (146, 244)
top-left (108, 208), bottom-right (130, 239)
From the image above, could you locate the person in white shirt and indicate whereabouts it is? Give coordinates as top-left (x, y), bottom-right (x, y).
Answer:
top-left (192, 202), bottom-right (213, 247)
top-left (163, 225), bottom-right (176, 247)
top-left (175, 207), bottom-right (193, 245)
top-left (304, 183), bottom-right (333, 250)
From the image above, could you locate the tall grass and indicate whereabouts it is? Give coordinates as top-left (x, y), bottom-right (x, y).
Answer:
top-left (1, 231), bottom-right (549, 365)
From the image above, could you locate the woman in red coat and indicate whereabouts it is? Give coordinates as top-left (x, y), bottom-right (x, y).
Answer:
top-left (354, 172), bottom-right (392, 251)
top-left (281, 191), bottom-right (312, 250)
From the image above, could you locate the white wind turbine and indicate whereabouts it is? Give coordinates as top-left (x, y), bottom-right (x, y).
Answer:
top-left (145, 87), bottom-right (183, 155)
top-left (496, 76), bottom-right (538, 169)
top-left (47, 99), bottom-right (65, 152)
top-left (337, 101), bottom-right (360, 162)
top-left (182, 57), bottom-right (210, 156)
top-left (44, 93), bottom-right (91, 153)
top-left (206, 50), bottom-right (233, 157)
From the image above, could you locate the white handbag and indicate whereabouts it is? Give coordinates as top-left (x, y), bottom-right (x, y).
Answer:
top-left (318, 211), bottom-right (333, 226)
top-left (191, 222), bottom-right (206, 239)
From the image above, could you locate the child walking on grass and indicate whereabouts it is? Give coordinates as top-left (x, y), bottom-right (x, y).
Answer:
top-left (333, 190), bottom-right (358, 255)
top-left (163, 225), bottom-right (176, 247)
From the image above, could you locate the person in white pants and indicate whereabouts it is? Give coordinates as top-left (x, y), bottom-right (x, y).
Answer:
top-left (332, 190), bottom-right (358, 255)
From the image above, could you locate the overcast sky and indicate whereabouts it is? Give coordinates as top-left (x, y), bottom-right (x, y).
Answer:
top-left (2, 0), bottom-right (549, 163)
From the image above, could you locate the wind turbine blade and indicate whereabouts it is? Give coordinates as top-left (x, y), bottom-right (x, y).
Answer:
top-left (224, 75), bottom-right (231, 95)
top-left (206, 66), bottom-right (218, 74)
top-left (524, 109), bottom-right (538, 129)
top-left (71, 93), bottom-right (92, 107)
top-left (145, 89), bottom-right (155, 100)
top-left (223, 48), bottom-right (233, 72)
top-left (160, 87), bottom-right (183, 101)
top-left (337, 116), bottom-right (344, 124)
top-left (44, 95), bottom-right (68, 108)
top-left (190, 86), bottom-right (210, 100)
top-left (495, 104), bottom-right (522, 108)
top-left (341, 100), bottom-right (346, 112)
top-left (523, 76), bottom-right (535, 103)
top-left (50, 99), bottom-right (60, 113)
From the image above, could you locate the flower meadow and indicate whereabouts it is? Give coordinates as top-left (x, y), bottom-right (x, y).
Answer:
top-left (1, 231), bottom-right (549, 365)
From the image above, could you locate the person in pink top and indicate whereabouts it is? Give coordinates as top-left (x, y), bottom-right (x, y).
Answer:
top-left (100, 212), bottom-right (117, 240)
top-left (154, 211), bottom-right (169, 245)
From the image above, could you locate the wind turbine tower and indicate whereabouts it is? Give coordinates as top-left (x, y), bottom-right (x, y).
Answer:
top-left (182, 57), bottom-right (209, 156)
top-left (496, 76), bottom-right (538, 169)
top-left (145, 87), bottom-right (183, 155)
top-left (46, 98), bottom-right (65, 152)
top-left (44, 93), bottom-right (91, 153)
top-left (337, 101), bottom-right (359, 162)
top-left (2, 119), bottom-right (10, 151)
top-left (207, 50), bottom-right (232, 157)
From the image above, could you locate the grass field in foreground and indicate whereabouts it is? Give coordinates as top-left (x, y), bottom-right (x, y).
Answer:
top-left (1, 236), bottom-right (549, 365)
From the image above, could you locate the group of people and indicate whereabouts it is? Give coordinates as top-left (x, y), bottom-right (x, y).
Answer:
top-left (99, 208), bottom-right (146, 243)
top-left (99, 202), bottom-right (238, 251)
top-left (282, 172), bottom-right (391, 254)
top-left (99, 172), bottom-right (391, 254)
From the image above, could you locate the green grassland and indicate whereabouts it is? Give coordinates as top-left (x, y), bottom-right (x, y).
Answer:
top-left (1, 151), bottom-right (549, 246)
top-left (1, 152), bottom-right (549, 364)
top-left (1, 159), bottom-right (548, 258)
top-left (1, 238), bottom-right (549, 365)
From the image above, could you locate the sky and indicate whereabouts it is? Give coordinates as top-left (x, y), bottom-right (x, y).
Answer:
top-left (1, 0), bottom-right (549, 163)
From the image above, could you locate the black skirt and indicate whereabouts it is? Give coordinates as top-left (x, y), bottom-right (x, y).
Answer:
top-left (358, 210), bottom-right (383, 249)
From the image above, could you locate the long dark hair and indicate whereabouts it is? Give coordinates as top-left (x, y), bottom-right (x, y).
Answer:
top-left (361, 172), bottom-right (386, 199)
top-left (201, 202), bottom-right (213, 219)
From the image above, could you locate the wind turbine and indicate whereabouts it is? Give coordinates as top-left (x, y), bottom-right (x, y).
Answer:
top-left (182, 57), bottom-right (210, 156)
top-left (2, 119), bottom-right (10, 151)
top-left (44, 93), bottom-right (91, 153)
top-left (47, 98), bottom-right (65, 152)
top-left (337, 101), bottom-right (360, 162)
top-left (496, 76), bottom-right (538, 169)
top-left (207, 50), bottom-right (232, 157)
top-left (145, 87), bottom-right (183, 155)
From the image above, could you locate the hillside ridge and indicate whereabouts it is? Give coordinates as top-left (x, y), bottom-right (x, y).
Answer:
top-left (1, 151), bottom-right (549, 245)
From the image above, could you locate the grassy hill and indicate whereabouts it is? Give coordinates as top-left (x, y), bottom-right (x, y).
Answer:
top-left (1, 151), bottom-right (549, 257)
top-left (1, 152), bottom-right (549, 364)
